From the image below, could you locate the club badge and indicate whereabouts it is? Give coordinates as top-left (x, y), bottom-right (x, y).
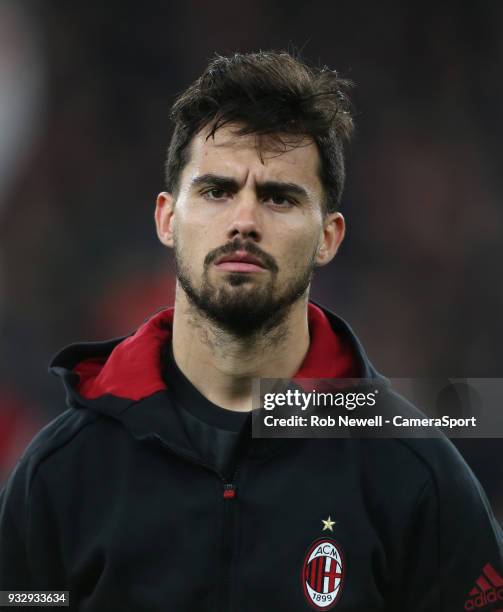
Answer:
top-left (301, 538), bottom-right (345, 609)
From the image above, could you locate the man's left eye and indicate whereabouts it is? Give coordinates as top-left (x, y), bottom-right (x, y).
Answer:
top-left (266, 194), bottom-right (294, 207)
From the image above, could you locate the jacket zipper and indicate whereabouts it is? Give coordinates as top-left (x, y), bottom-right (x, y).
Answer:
top-left (149, 433), bottom-right (243, 611)
top-left (219, 461), bottom-right (242, 612)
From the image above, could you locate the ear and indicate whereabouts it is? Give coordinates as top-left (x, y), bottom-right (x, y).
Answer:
top-left (315, 211), bottom-right (345, 266)
top-left (155, 192), bottom-right (175, 248)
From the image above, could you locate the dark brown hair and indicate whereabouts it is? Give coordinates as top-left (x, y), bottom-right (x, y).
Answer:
top-left (165, 51), bottom-right (354, 213)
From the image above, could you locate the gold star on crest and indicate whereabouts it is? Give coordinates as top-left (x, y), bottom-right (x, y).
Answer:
top-left (322, 515), bottom-right (336, 532)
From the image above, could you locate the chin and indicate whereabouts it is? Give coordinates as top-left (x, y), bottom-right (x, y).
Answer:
top-left (223, 273), bottom-right (261, 287)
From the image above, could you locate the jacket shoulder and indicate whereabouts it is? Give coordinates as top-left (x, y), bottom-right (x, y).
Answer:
top-left (382, 389), bottom-right (482, 484)
top-left (5, 407), bottom-right (101, 494)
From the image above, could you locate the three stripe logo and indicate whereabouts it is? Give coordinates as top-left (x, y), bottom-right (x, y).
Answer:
top-left (465, 563), bottom-right (503, 610)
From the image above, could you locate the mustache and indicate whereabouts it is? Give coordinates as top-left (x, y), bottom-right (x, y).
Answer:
top-left (204, 239), bottom-right (279, 273)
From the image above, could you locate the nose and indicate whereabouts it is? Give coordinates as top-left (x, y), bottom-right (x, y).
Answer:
top-left (226, 193), bottom-right (262, 242)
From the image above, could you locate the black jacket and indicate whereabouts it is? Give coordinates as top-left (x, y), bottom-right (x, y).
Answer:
top-left (1, 303), bottom-right (502, 611)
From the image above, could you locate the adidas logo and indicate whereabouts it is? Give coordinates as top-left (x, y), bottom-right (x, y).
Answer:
top-left (464, 563), bottom-right (503, 610)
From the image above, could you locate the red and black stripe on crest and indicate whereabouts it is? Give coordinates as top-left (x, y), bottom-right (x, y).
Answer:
top-left (305, 556), bottom-right (341, 594)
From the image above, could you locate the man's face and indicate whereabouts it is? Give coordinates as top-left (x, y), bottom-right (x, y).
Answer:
top-left (156, 124), bottom-right (343, 336)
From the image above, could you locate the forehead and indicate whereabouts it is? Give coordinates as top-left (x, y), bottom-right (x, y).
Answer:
top-left (181, 123), bottom-right (322, 190)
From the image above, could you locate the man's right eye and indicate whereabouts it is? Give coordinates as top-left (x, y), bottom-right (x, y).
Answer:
top-left (202, 188), bottom-right (228, 200)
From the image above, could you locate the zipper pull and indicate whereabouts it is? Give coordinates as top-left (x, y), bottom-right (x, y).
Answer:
top-left (223, 483), bottom-right (237, 500)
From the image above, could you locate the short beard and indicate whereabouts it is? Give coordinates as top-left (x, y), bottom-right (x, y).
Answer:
top-left (174, 239), bottom-right (315, 339)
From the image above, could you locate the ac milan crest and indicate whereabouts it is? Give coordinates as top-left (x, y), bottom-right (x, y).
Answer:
top-left (301, 538), bottom-right (345, 609)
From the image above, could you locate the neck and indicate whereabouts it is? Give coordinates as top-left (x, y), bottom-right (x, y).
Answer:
top-left (171, 288), bottom-right (311, 412)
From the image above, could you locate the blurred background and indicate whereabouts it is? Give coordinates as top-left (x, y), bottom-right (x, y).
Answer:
top-left (0, 1), bottom-right (501, 520)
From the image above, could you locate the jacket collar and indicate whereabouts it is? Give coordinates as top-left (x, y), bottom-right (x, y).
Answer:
top-left (49, 302), bottom-right (384, 456)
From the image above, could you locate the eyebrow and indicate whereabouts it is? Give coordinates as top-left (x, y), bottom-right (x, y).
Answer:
top-left (189, 173), bottom-right (309, 200)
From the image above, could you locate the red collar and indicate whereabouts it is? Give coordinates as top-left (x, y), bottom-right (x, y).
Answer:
top-left (74, 303), bottom-right (358, 401)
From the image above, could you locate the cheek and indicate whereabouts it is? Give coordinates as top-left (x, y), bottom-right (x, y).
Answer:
top-left (174, 211), bottom-right (210, 263)
top-left (175, 207), bottom-right (205, 239)
top-left (275, 226), bottom-right (319, 271)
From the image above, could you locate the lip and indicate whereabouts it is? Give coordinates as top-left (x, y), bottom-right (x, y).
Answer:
top-left (214, 250), bottom-right (267, 273)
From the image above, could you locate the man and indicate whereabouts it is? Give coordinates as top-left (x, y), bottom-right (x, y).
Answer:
top-left (0, 51), bottom-right (501, 612)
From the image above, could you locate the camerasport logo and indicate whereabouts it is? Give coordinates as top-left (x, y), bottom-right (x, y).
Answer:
top-left (301, 538), bottom-right (345, 609)
top-left (464, 563), bottom-right (503, 610)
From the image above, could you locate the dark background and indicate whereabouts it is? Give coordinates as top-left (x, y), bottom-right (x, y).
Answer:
top-left (0, 1), bottom-right (501, 520)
